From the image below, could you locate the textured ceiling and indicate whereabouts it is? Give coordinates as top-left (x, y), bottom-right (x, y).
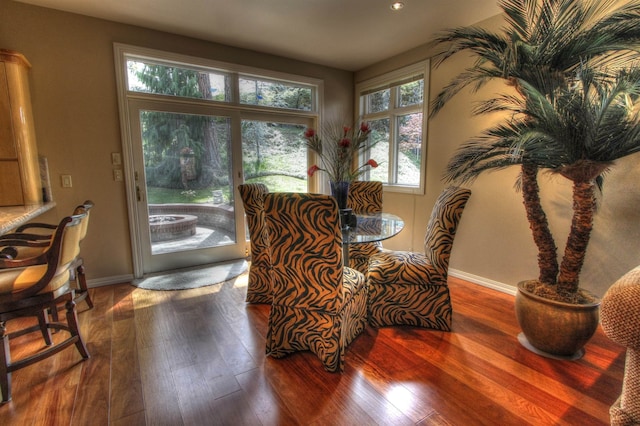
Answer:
top-left (14, 0), bottom-right (501, 71)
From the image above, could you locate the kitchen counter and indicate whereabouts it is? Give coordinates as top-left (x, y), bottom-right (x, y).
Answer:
top-left (0, 202), bottom-right (56, 234)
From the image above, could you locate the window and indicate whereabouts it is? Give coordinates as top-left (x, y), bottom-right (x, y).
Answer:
top-left (127, 60), bottom-right (232, 102)
top-left (117, 45), bottom-right (321, 195)
top-left (239, 77), bottom-right (313, 111)
top-left (356, 61), bottom-right (429, 194)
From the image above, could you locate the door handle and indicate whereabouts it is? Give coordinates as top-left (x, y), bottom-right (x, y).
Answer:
top-left (136, 185), bottom-right (142, 202)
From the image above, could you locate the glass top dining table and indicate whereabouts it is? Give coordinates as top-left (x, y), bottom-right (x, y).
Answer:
top-left (341, 212), bottom-right (404, 266)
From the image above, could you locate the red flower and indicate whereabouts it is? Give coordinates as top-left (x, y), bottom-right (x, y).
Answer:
top-left (302, 121), bottom-right (375, 182)
top-left (307, 165), bottom-right (320, 177)
top-left (367, 159), bottom-right (378, 168)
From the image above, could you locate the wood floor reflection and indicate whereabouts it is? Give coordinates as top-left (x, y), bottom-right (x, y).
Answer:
top-left (0, 273), bottom-right (625, 425)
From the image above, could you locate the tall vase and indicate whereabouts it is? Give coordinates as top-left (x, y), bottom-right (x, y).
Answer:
top-left (330, 181), bottom-right (355, 230)
top-left (330, 181), bottom-right (350, 210)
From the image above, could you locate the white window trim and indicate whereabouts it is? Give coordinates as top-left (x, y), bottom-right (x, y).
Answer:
top-left (355, 60), bottom-right (429, 195)
top-left (114, 43), bottom-right (324, 114)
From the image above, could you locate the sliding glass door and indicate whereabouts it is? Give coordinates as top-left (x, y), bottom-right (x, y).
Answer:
top-left (128, 100), bottom-right (245, 274)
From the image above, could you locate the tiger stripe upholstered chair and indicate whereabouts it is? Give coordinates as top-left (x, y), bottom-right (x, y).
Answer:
top-left (367, 186), bottom-right (471, 329)
top-left (238, 183), bottom-right (272, 304)
top-left (264, 192), bottom-right (368, 372)
top-left (346, 180), bottom-right (384, 275)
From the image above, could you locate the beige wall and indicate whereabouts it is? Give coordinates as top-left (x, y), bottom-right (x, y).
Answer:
top-left (2, 1), bottom-right (638, 296)
top-left (357, 13), bottom-right (640, 297)
top-left (0, 0), bottom-right (353, 283)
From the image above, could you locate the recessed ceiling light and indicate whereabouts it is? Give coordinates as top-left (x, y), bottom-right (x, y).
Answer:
top-left (390, 2), bottom-right (405, 11)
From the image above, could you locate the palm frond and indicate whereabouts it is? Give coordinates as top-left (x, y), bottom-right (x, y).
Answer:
top-left (429, 67), bottom-right (503, 117)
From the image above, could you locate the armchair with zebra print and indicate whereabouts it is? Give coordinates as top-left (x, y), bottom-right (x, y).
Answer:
top-left (238, 183), bottom-right (272, 304)
top-left (264, 192), bottom-right (368, 372)
top-left (367, 186), bottom-right (471, 330)
top-left (346, 180), bottom-right (384, 275)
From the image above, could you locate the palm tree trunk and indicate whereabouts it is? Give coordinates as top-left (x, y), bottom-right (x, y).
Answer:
top-left (557, 180), bottom-right (595, 295)
top-left (521, 163), bottom-right (558, 284)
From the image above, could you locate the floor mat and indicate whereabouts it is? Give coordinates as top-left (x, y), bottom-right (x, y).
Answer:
top-left (132, 259), bottom-right (248, 291)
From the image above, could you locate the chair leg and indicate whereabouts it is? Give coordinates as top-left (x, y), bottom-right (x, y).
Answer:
top-left (36, 310), bottom-right (53, 346)
top-left (64, 300), bottom-right (89, 359)
top-left (49, 303), bottom-right (59, 323)
top-left (75, 264), bottom-right (93, 309)
top-left (0, 321), bottom-right (11, 402)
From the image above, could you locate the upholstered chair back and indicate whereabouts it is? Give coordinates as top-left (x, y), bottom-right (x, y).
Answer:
top-left (423, 186), bottom-right (472, 283)
top-left (345, 180), bottom-right (384, 274)
top-left (0, 211), bottom-right (86, 301)
top-left (57, 212), bottom-right (86, 279)
top-left (347, 181), bottom-right (383, 213)
top-left (238, 183), bottom-right (271, 303)
top-left (264, 192), bottom-right (344, 313)
top-left (76, 201), bottom-right (93, 242)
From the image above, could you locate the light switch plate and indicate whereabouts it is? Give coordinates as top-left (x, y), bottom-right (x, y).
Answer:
top-left (111, 152), bottom-right (122, 166)
top-left (61, 174), bottom-right (72, 188)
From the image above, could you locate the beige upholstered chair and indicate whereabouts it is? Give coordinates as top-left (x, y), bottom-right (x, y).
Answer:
top-left (238, 183), bottom-right (271, 304)
top-left (0, 211), bottom-right (91, 402)
top-left (601, 265), bottom-right (640, 425)
top-left (0, 200), bottom-right (95, 310)
top-left (264, 192), bottom-right (367, 372)
top-left (367, 186), bottom-right (471, 329)
top-left (346, 180), bottom-right (383, 274)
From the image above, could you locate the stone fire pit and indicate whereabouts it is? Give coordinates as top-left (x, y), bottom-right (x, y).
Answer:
top-left (149, 214), bottom-right (197, 242)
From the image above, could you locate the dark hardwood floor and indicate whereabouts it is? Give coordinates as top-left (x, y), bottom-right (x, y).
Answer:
top-left (0, 271), bottom-right (625, 425)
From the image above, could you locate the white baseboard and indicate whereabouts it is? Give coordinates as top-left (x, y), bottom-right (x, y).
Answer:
top-left (87, 269), bottom-right (518, 297)
top-left (86, 274), bottom-right (134, 288)
top-left (449, 268), bottom-right (517, 297)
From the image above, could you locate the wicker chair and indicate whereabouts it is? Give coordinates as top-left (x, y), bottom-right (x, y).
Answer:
top-left (367, 186), bottom-right (471, 329)
top-left (601, 265), bottom-right (640, 425)
top-left (238, 184), bottom-right (271, 304)
top-left (264, 192), bottom-right (367, 372)
top-left (346, 180), bottom-right (384, 274)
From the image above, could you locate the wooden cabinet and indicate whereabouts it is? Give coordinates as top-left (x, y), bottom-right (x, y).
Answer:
top-left (0, 49), bottom-right (41, 206)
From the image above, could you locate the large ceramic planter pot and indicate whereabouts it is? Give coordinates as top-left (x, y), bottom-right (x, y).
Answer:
top-left (515, 281), bottom-right (601, 359)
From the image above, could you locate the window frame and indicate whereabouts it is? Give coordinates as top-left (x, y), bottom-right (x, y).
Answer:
top-left (116, 44), bottom-right (323, 115)
top-left (355, 60), bottom-right (429, 195)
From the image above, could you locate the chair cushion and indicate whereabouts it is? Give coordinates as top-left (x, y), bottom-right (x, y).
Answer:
top-left (368, 251), bottom-right (444, 287)
top-left (0, 265), bottom-right (71, 295)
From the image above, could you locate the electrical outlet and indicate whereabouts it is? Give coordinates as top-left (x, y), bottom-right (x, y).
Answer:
top-left (114, 169), bottom-right (123, 181)
top-left (61, 175), bottom-right (72, 188)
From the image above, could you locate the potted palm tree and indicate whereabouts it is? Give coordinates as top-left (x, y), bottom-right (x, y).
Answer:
top-left (430, 0), bottom-right (640, 357)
